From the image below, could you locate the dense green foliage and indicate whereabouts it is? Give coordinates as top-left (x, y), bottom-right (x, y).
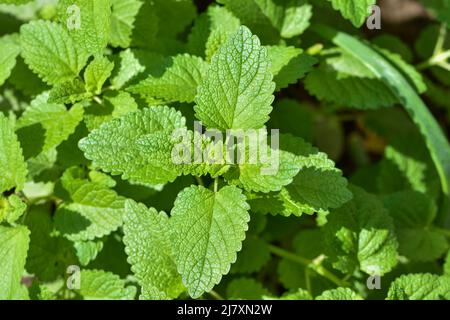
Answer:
top-left (1, 0), bottom-right (450, 300)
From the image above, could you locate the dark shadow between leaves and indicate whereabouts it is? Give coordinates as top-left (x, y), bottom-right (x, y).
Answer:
top-left (54, 206), bottom-right (91, 237)
top-left (16, 123), bottom-right (46, 160)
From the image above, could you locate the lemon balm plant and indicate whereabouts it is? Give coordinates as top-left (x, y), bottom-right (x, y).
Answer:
top-left (1, 0), bottom-right (450, 300)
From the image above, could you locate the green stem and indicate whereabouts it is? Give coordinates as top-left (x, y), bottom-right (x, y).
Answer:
top-left (438, 61), bottom-right (450, 72)
top-left (313, 262), bottom-right (349, 288)
top-left (268, 244), bottom-right (350, 288)
top-left (418, 50), bottom-right (450, 70)
top-left (93, 96), bottom-right (103, 105)
top-left (305, 269), bottom-right (312, 296)
top-left (102, 85), bottom-right (114, 93)
top-left (268, 244), bottom-right (311, 265)
top-left (19, 208), bottom-right (29, 225)
top-left (208, 290), bottom-right (224, 300)
top-left (417, 24), bottom-right (450, 71)
top-left (195, 176), bottom-right (204, 187)
top-left (433, 23), bottom-right (447, 57)
top-left (214, 177), bottom-right (218, 193)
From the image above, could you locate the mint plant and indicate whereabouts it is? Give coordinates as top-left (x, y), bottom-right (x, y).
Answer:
top-left (1, 0), bottom-right (450, 301)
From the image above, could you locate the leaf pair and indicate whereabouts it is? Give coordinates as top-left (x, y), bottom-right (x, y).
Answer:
top-left (123, 185), bottom-right (249, 299)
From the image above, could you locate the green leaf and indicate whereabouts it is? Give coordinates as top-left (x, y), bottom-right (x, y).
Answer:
top-left (129, 54), bottom-right (209, 103)
top-left (280, 134), bottom-right (337, 171)
top-left (305, 67), bottom-right (397, 109)
top-left (79, 106), bottom-right (186, 185)
top-left (314, 44), bottom-right (427, 104)
top-left (217, 0), bottom-right (278, 43)
top-left (25, 204), bottom-right (76, 281)
top-left (373, 34), bottom-right (414, 63)
top-left (78, 270), bottom-right (136, 300)
top-left (0, 194), bottom-right (26, 224)
top-left (194, 26), bottom-right (275, 130)
top-left (291, 229), bottom-right (326, 258)
top-left (32, 285), bottom-right (57, 300)
top-left (277, 229), bottom-right (334, 296)
top-left (88, 170), bottom-right (116, 187)
top-left (170, 185), bottom-right (250, 298)
top-left (286, 167), bottom-right (353, 211)
top-left (123, 200), bottom-right (184, 300)
top-left (110, 49), bottom-right (144, 89)
top-left (187, 6), bottom-right (241, 61)
top-left (84, 91), bottom-right (138, 131)
top-left (326, 48), bottom-right (379, 79)
top-left (226, 278), bottom-right (269, 299)
top-left (54, 169), bottom-right (126, 241)
top-left (20, 20), bottom-right (89, 85)
top-left (278, 1), bottom-right (313, 38)
top-left (168, 128), bottom-right (231, 178)
top-left (84, 56), bottom-right (114, 95)
top-left (88, 233), bottom-right (131, 278)
top-left (0, 225), bottom-right (30, 300)
top-left (16, 102), bottom-right (84, 155)
top-left (0, 34), bottom-right (20, 86)
top-left (231, 235), bottom-right (271, 274)
top-left (225, 149), bottom-right (300, 193)
top-left (74, 240), bottom-right (103, 266)
top-left (267, 45), bottom-right (317, 91)
top-left (444, 251), bottom-right (450, 275)
top-left (58, 0), bottom-right (111, 55)
top-left (305, 49), bottom-right (399, 109)
top-left (110, 0), bottom-right (143, 48)
top-left (0, 114), bottom-right (27, 193)
top-left (56, 122), bottom-right (91, 168)
top-left (377, 47), bottom-right (426, 94)
top-left (148, 0), bottom-right (196, 38)
top-left (316, 288), bottom-right (362, 300)
top-left (247, 135), bottom-right (346, 217)
top-left (0, 0), bottom-right (33, 4)
top-left (8, 57), bottom-right (49, 96)
top-left (314, 25), bottom-right (450, 206)
top-left (128, 0), bottom-right (158, 49)
top-left (383, 191), bottom-right (448, 261)
top-left (387, 274), bottom-right (450, 300)
top-left (420, 0), bottom-right (450, 26)
top-left (327, 0), bottom-right (376, 27)
top-left (218, 0), bottom-right (313, 41)
top-left (323, 186), bottom-right (398, 276)
top-left (379, 146), bottom-right (429, 194)
top-left (362, 108), bottom-right (438, 196)
top-left (48, 79), bottom-right (91, 104)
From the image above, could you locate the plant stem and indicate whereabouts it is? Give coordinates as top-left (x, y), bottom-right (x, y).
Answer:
top-left (417, 50), bottom-right (450, 70)
top-left (433, 23), bottom-right (447, 57)
top-left (101, 85), bottom-right (114, 93)
top-left (438, 61), bottom-right (450, 72)
top-left (268, 244), bottom-right (350, 288)
top-left (195, 176), bottom-right (204, 186)
top-left (208, 290), bottom-right (224, 300)
top-left (214, 177), bottom-right (218, 192)
top-left (305, 269), bottom-right (312, 296)
top-left (313, 260), bottom-right (349, 288)
top-left (93, 96), bottom-right (103, 105)
top-left (417, 24), bottom-right (450, 71)
top-left (268, 244), bottom-right (311, 265)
